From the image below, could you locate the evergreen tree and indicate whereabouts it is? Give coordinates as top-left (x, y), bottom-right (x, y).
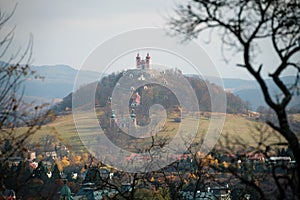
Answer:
top-left (52, 164), bottom-right (61, 180)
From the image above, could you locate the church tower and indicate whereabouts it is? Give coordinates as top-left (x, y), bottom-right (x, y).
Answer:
top-left (136, 53), bottom-right (141, 68)
top-left (136, 53), bottom-right (151, 69)
top-left (145, 53), bottom-right (151, 69)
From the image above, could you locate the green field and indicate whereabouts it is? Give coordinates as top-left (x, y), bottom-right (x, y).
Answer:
top-left (22, 112), bottom-right (298, 154)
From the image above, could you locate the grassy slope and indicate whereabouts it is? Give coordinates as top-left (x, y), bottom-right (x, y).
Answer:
top-left (23, 113), bottom-right (299, 154)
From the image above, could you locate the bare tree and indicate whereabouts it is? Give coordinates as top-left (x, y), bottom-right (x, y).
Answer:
top-left (0, 5), bottom-right (52, 193)
top-left (168, 0), bottom-right (300, 198)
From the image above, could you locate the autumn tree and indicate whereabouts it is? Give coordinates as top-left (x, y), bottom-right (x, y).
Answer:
top-left (168, 0), bottom-right (300, 198)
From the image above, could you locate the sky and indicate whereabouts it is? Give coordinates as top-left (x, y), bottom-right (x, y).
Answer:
top-left (0, 1), bottom-right (294, 80)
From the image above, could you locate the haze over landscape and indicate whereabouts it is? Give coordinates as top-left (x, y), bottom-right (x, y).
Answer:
top-left (18, 63), bottom-right (299, 112)
top-left (0, 1), bottom-right (299, 200)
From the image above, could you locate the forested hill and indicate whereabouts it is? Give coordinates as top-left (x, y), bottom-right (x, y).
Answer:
top-left (52, 69), bottom-right (248, 114)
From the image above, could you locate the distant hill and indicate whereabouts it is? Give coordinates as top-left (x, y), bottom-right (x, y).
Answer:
top-left (206, 76), bottom-right (300, 111)
top-left (8, 62), bottom-right (297, 112)
top-left (20, 64), bottom-right (101, 104)
top-left (234, 89), bottom-right (266, 109)
top-left (53, 69), bottom-right (248, 114)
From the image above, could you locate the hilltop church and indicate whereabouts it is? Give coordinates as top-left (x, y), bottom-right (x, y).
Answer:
top-left (136, 53), bottom-right (151, 69)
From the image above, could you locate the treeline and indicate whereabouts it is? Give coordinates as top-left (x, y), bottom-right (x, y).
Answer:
top-left (52, 70), bottom-right (248, 114)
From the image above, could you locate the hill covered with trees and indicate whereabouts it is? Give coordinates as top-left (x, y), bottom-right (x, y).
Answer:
top-left (53, 69), bottom-right (248, 115)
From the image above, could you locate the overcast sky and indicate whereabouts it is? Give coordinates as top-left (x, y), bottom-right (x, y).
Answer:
top-left (0, 1), bottom-right (294, 80)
